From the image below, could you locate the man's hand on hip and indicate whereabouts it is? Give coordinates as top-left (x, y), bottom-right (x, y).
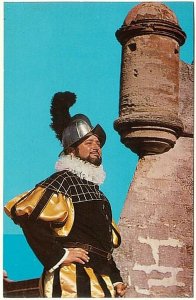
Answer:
top-left (62, 248), bottom-right (90, 265)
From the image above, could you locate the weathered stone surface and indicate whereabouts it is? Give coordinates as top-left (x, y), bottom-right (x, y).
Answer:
top-left (179, 61), bottom-right (194, 135)
top-left (123, 2), bottom-right (178, 26)
top-left (114, 2), bottom-right (186, 156)
top-left (113, 3), bottom-right (193, 295)
top-left (114, 135), bottom-right (193, 297)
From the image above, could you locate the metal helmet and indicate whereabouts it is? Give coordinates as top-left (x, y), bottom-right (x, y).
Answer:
top-left (62, 114), bottom-right (106, 150)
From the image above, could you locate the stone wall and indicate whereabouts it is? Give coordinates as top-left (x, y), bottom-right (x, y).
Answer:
top-left (3, 277), bottom-right (40, 297)
top-left (113, 2), bottom-right (193, 296)
top-left (113, 61), bottom-right (193, 297)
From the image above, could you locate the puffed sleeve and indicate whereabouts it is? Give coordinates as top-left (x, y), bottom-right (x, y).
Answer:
top-left (4, 186), bottom-right (75, 270)
top-left (4, 186), bottom-right (74, 236)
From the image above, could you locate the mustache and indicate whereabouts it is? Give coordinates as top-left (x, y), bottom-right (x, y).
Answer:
top-left (90, 150), bottom-right (101, 157)
top-left (87, 154), bottom-right (102, 166)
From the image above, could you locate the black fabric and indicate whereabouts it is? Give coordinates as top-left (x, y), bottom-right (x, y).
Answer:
top-left (60, 200), bottom-right (113, 253)
top-left (108, 258), bottom-right (123, 284)
top-left (11, 169), bottom-right (123, 294)
top-left (52, 268), bottom-right (62, 298)
top-left (28, 189), bottom-right (54, 221)
top-left (41, 269), bottom-right (46, 297)
top-left (10, 188), bottom-right (36, 224)
top-left (76, 264), bottom-right (91, 298)
top-left (20, 219), bottom-right (66, 270)
top-left (39, 170), bottom-right (115, 253)
top-left (63, 242), bottom-right (112, 259)
top-left (37, 170), bottom-right (106, 203)
top-left (95, 272), bottom-right (112, 298)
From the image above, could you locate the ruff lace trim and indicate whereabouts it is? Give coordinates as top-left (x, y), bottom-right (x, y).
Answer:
top-left (55, 154), bottom-right (106, 185)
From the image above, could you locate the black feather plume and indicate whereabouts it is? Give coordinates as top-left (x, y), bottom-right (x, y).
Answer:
top-left (50, 91), bottom-right (76, 141)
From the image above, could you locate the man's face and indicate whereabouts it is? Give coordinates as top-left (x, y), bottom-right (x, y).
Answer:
top-left (73, 135), bottom-right (102, 166)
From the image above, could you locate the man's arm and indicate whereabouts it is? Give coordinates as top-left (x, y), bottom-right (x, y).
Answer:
top-left (19, 217), bottom-right (67, 270)
top-left (5, 187), bottom-right (89, 271)
top-left (109, 257), bottom-right (127, 296)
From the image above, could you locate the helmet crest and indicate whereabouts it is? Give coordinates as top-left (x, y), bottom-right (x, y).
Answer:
top-left (50, 91), bottom-right (76, 142)
top-left (50, 91), bottom-right (106, 150)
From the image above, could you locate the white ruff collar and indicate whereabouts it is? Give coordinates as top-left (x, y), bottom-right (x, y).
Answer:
top-left (55, 154), bottom-right (106, 185)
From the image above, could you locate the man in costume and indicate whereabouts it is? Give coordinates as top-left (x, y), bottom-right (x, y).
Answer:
top-left (4, 91), bottom-right (127, 298)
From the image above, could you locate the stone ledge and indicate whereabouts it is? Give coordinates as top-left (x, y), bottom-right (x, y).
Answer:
top-left (3, 278), bottom-right (40, 298)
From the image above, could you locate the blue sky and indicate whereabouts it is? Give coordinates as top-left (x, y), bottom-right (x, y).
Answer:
top-left (3, 0), bottom-right (194, 281)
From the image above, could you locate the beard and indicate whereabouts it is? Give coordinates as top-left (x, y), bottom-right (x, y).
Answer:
top-left (74, 149), bottom-right (102, 166)
top-left (85, 155), bottom-right (102, 166)
top-left (78, 154), bottom-right (102, 167)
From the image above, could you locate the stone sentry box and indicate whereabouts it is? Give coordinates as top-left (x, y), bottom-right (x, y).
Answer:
top-left (114, 2), bottom-right (186, 157)
top-left (113, 2), bottom-right (193, 298)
